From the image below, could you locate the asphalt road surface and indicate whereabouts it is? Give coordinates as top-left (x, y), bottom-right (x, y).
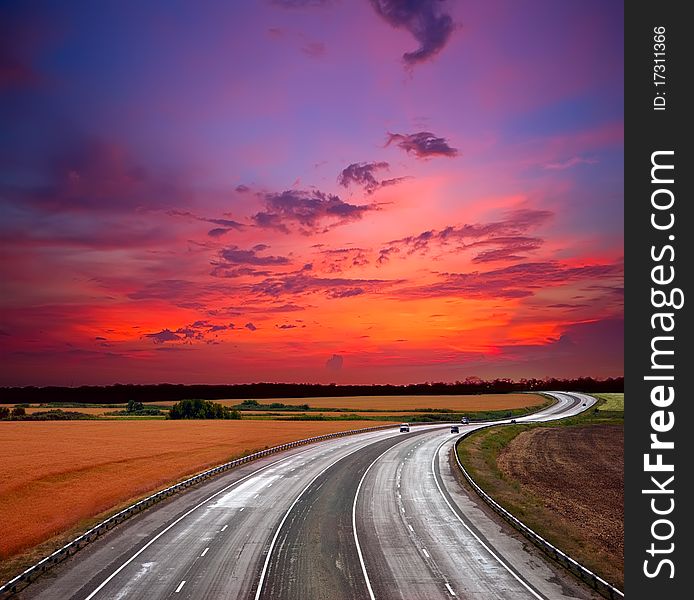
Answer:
top-left (20, 392), bottom-right (602, 600)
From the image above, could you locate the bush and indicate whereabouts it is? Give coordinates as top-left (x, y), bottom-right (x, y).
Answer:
top-left (169, 399), bottom-right (241, 420)
top-left (11, 407), bottom-right (26, 418)
top-left (0, 406), bottom-right (10, 419)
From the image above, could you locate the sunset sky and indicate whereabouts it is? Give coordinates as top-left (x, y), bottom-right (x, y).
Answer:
top-left (0, 0), bottom-right (624, 386)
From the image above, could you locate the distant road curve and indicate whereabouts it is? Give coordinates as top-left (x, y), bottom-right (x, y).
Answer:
top-left (20, 392), bottom-right (601, 600)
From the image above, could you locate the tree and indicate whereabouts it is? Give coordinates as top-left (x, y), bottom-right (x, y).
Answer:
top-left (11, 407), bottom-right (26, 418)
top-left (169, 399), bottom-right (240, 420)
top-left (127, 399), bottom-right (145, 413)
top-left (0, 407), bottom-right (10, 419)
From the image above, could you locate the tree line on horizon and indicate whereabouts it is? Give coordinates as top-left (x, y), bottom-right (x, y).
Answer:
top-left (0, 377), bottom-right (623, 405)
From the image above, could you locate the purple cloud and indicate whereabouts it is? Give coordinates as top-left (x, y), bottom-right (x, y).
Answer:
top-left (167, 210), bottom-right (244, 237)
top-left (326, 354), bottom-right (343, 370)
top-left (379, 208), bottom-right (553, 263)
top-left (253, 189), bottom-right (376, 234)
top-left (144, 329), bottom-right (182, 344)
top-left (397, 261), bottom-right (623, 301)
top-left (218, 245), bottom-right (291, 266)
top-left (337, 161), bottom-right (406, 194)
top-left (370, 0), bottom-right (454, 66)
top-left (386, 131), bottom-right (458, 158)
top-left (377, 245), bottom-right (401, 265)
top-left (250, 271), bottom-right (396, 298)
top-left (319, 247), bottom-right (370, 272)
top-left (470, 236), bottom-right (544, 264)
top-left (211, 266), bottom-right (275, 279)
top-left (328, 287), bottom-right (365, 299)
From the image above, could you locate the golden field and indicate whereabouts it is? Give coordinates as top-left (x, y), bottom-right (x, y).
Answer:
top-left (0, 393), bottom-right (544, 574)
top-left (21, 406), bottom-right (119, 416)
top-left (158, 393), bottom-right (545, 412)
top-left (0, 420), bottom-right (395, 561)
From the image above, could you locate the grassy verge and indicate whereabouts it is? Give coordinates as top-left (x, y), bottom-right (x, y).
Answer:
top-left (593, 393), bottom-right (624, 411)
top-left (456, 396), bottom-right (623, 589)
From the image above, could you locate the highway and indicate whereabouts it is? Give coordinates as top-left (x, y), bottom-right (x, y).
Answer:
top-left (21, 392), bottom-right (602, 600)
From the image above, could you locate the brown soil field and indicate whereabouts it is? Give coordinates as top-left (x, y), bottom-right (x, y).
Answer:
top-left (0, 419), bottom-right (395, 562)
top-left (497, 425), bottom-right (624, 588)
top-left (156, 393), bottom-right (545, 411)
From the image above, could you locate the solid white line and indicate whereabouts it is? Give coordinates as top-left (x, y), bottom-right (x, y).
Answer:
top-left (255, 439), bottom-right (394, 600)
top-left (445, 582), bottom-right (456, 596)
top-left (421, 548), bottom-right (430, 558)
top-left (83, 450), bottom-right (307, 600)
top-left (431, 437), bottom-right (544, 600)
top-left (200, 547), bottom-right (209, 557)
top-left (221, 524), bottom-right (228, 532)
top-left (175, 580), bottom-right (186, 593)
top-left (352, 445), bottom-right (397, 600)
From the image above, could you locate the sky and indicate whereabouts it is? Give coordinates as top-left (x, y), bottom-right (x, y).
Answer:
top-left (0, 0), bottom-right (624, 386)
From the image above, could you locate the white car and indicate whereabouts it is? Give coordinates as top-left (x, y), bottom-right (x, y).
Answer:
top-left (400, 423), bottom-right (410, 432)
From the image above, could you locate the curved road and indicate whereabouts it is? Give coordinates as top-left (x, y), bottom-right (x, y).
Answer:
top-left (21, 392), bottom-right (601, 600)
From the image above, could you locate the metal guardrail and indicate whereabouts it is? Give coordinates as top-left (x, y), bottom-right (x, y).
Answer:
top-left (0, 423), bottom-right (397, 597)
top-left (453, 424), bottom-right (624, 599)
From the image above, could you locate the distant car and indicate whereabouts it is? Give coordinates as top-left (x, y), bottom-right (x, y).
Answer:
top-left (450, 425), bottom-right (460, 433)
top-left (400, 423), bottom-right (410, 432)
top-left (583, 402), bottom-right (587, 406)
top-left (510, 419), bottom-right (517, 424)
top-left (461, 416), bottom-right (469, 424)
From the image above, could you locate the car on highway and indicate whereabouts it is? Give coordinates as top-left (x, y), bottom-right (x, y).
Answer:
top-left (400, 423), bottom-right (410, 432)
top-left (510, 419), bottom-right (517, 424)
top-left (450, 425), bottom-right (459, 433)
top-left (461, 416), bottom-right (469, 424)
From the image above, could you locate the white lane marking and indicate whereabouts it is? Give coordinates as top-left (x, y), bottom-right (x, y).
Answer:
top-left (422, 548), bottom-right (430, 558)
top-left (408, 524), bottom-right (414, 533)
top-left (83, 449), bottom-right (310, 600)
top-left (445, 583), bottom-right (456, 596)
top-left (353, 445), bottom-right (398, 600)
top-left (254, 493), bottom-right (260, 498)
top-left (431, 437), bottom-right (544, 600)
top-left (221, 524), bottom-right (228, 532)
top-left (239, 507), bottom-right (245, 512)
top-left (200, 547), bottom-right (209, 557)
top-left (255, 439), bottom-right (397, 600)
top-left (83, 427), bottom-right (417, 600)
top-left (175, 580), bottom-right (186, 593)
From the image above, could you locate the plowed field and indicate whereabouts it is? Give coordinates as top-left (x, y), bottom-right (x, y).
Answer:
top-left (497, 424), bottom-right (624, 588)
